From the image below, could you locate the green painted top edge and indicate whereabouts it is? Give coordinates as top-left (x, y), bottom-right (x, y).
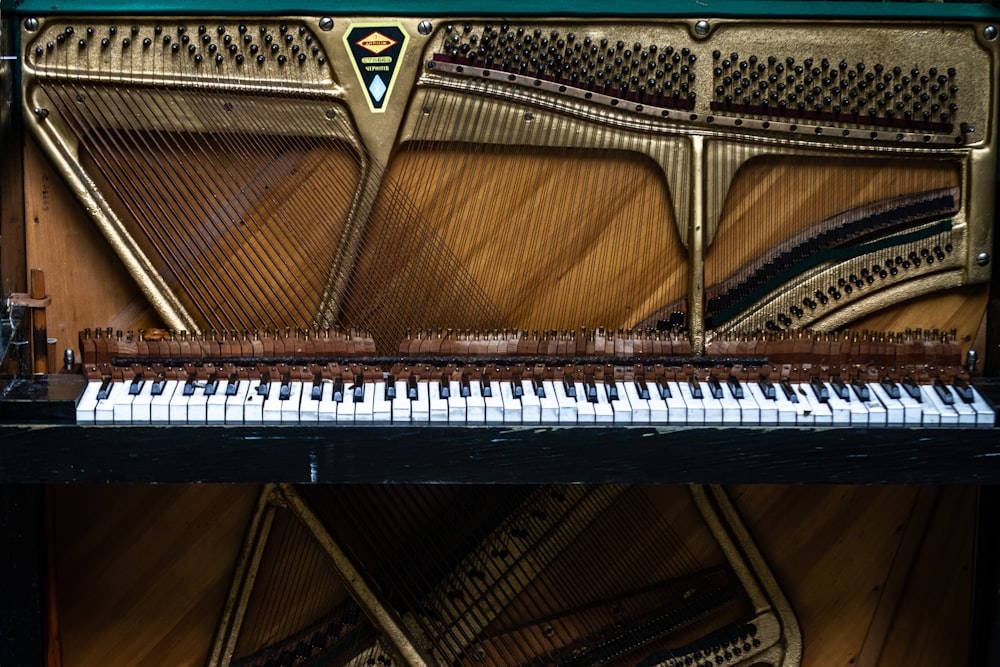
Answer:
top-left (3, 0), bottom-right (1000, 20)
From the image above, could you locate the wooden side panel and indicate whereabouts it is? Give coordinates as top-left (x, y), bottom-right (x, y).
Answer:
top-left (23, 136), bottom-right (162, 351)
top-left (49, 485), bottom-right (258, 667)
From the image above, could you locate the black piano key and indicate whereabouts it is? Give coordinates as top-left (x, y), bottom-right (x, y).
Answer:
top-left (707, 375), bottom-right (723, 400)
top-left (311, 373), bottom-right (323, 401)
top-left (150, 374), bottom-right (166, 397)
top-left (460, 374), bottom-right (471, 398)
top-left (585, 375), bottom-right (599, 403)
top-left (830, 376), bottom-right (849, 401)
top-left (97, 376), bottom-right (113, 401)
top-left (901, 375), bottom-right (921, 402)
top-left (533, 377), bottom-right (545, 398)
top-left (780, 380), bottom-right (799, 403)
top-left (656, 376), bottom-right (671, 399)
top-left (279, 373), bottom-right (292, 401)
top-left (183, 373), bottom-right (197, 396)
top-left (635, 377), bottom-right (650, 400)
top-left (809, 376), bottom-right (829, 403)
top-left (933, 378), bottom-right (954, 405)
top-left (257, 372), bottom-right (271, 397)
top-left (563, 378), bottom-right (576, 398)
top-left (758, 375), bottom-right (776, 400)
top-left (482, 374), bottom-right (493, 398)
top-left (128, 373), bottom-right (144, 396)
top-left (353, 374), bottom-right (365, 403)
top-left (881, 376), bottom-right (901, 399)
top-left (439, 374), bottom-right (450, 400)
top-left (226, 373), bottom-right (240, 396)
top-left (688, 376), bottom-right (703, 400)
top-left (726, 375), bottom-right (744, 399)
top-left (851, 377), bottom-right (870, 402)
top-left (203, 373), bottom-right (218, 396)
top-left (512, 373), bottom-right (524, 399)
top-left (333, 377), bottom-right (344, 402)
top-left (952, 377), bottom-right (974, 404)
top-left (407, 376), bottom-right (419, 400)
top-left (385, 375), bottom-right (397, 400)
top-left (605, 378), bottom-right (619, 401)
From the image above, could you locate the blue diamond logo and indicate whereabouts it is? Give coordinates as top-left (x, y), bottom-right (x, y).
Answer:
top-left (369, 75), bottom-right (387, 103)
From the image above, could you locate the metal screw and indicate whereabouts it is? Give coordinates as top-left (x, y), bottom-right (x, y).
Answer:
top-left (318, 17), bottom-right (334, 32)
top-left (418, 20), bottom-right (433, 35)
top-left (24, 17), bottom-right (39, 31)
top-left (977, 251), bottom-right (991, 266)
top-left (694, 20), bottom-right (710, 36)
top-left (985, 25), bottom-right (998, 40)
top-left (33, 107), bottom-right (49, 119)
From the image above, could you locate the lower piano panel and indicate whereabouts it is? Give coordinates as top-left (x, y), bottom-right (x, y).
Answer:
top-left (41, 484), bottom-right (979, 667)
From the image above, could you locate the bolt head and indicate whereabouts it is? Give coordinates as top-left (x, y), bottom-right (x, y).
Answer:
top-left (318, 17), bottom-right (334, 32)
top-left (985, 25), bottom-right (998, 40)
top-left (418, 20), bottom-right (433, 35)
top-left (694, 20), bottom-right (710, 36)
top-left (24, 17), bottom-right (39, 31)
top-left (977, 251), bottom-right (991, 266)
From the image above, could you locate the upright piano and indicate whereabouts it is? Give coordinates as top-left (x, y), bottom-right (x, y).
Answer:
top-left (1, 0), bottom-right (999, 664)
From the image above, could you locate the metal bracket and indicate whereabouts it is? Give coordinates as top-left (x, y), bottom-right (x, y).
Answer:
top-left (7, 292), bottom-right (52, 308)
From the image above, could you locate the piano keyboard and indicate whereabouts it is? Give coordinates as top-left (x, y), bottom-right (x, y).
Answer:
top-left (76, 375), bottom-right (994, 427)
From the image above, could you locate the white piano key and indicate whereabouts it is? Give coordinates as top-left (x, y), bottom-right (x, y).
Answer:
top-left (354, 381), bottom-right (376, 423)
top-left (593, 382), bottom-right (615, 424)
top-left (785, 384), bottom-right (813, 425)
top-left (317, 381), bottom-right (337, 422)
top-left (299, 381), bottom-right (320, 423)
top-left (206, 380), bottom-right (230, 424)
top-left (520, 380), bottom-right (541, 423)
top-left (482, 381), bottom-right (504, 423)
top-left (573, 381), bottom-right (595, 424)
top-left (242, 380), bottom-right (264, 423)
top-left (108, 381), bottom-right (134, 424)
top-left (186, 382), bottom-right (210, 425)
top-left (411, 380), bottom-right (430, 423)
top-left (130, 380), bottom-right (154, 424)
top-left (920, 384), bottom-right (957, 426)
top-left (947, 386), bottom-right (977, 426)
top-left (623, 380), bottom-right (650, 424)
top-left (642, 381), bottom-right (666, 423)
top-left (94, 383), bottom-right (117, 424)
top-left (798, 382), bottom-right (832, 425)
top-left (730, 382), bottom-right (760, 426)
top-left (280, 381), bottom-right (302, 424)
top-left (76, 380), bottom-right (103, 424)
top-left (500, 381), bottom-right (522, 424)
top-left (464, 381), bottom-right (486, 423)
top-left (823, 383), bottom-right (852, 426)
top-left (392, 380), bottom-right (411, 423)
top-left (897, 387), bottom-right (924, 425)
top-left (447, 380), bottom-right (467, 423)
top-left (336, 382), bottom-right (356, 423)
top-left (149, 380), bottom-right (177, 425)
top-left (869, 382), bottom-right (904, 425)
top-left (665, 381), bottom-right (687, 425)
top-left (225, 380), bottom-right (251, 424)
top-left (677, 381), bottom-right (703, 425)
top-left (842, 388), bottom-right (872, 426)
top-left (718, 383), bottom-right (742, 426)
top-left (372, 381), bottom-right (393, 423)
top-left (261, 381), bottom-right (285, 424)
top-left (608, 381), bottom-right (633, 424)
top-left (552, 380), bottom-right (578, 424)
top-left (700, 383), bottom-right (724, 424)
top-left (428, 380), bottom-right (449, 423)
top-left (539, 380), bottom-right (561, 424)
top-left (747, 383), bottom-right (777, 425)
top-left (967, 386), bottom-right (995, 427)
